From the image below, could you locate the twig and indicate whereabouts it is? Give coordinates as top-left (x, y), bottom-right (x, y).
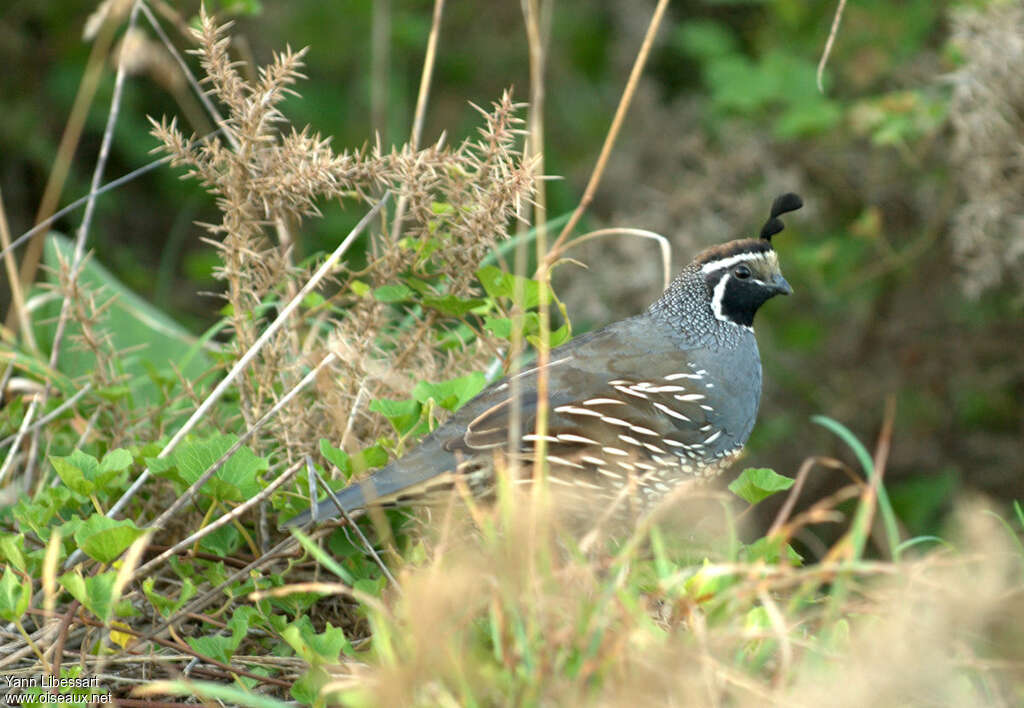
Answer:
top-left (767, 456), bottom-right (818, 537)
top-left (817, 0), bottom-right (848, 93)
top-left (546, 0), bottom-right (670, 261)
top-left (389, 0), bottom-right (446, 242)
top-left (27, 1), bottom-right (143, 490)
top-left (0, 383), bottom-right (92, 451)
top-left (305, 457), bottom-right (402, 593)
top-left (147, 534), bottom-right (303, 640)
top-left (558, 227), bottom-right (672, 292)
top-left (131, 459), bottom-right (302, 580)
top-left (145, 352), bottom-right (337, 533)
top-left (0, 399), bottom-right (38, 486)
top-left (0, 188), bottom-right (37, 352)
top-left (0, 156), bottom-right (173, 263)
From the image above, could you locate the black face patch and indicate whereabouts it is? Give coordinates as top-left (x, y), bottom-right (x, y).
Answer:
top-left (709, 274), bottom-right (781, 327)
top-left (702, 252), bottom-right (788, 327)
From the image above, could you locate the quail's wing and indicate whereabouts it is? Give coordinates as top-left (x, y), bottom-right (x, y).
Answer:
top-left (446, 318), bottom-right (741, 470)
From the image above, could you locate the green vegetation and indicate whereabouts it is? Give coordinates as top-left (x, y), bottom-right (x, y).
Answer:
top-left (1, 0), bottom-right (1022, 705)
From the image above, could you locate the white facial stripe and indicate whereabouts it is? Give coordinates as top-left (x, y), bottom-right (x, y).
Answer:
top-left (700, 250), bottom-right (776, 275)
top-left (709, 271), bottom-right (754, 331)
top-left (710, 273), bottom-right (730, 321)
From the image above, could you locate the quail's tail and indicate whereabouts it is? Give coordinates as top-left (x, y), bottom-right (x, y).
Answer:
top-left (280, 433), bottom-right (454, 528)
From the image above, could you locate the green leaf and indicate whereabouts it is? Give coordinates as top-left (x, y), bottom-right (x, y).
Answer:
top-left (483, 313), bottom-right (540, 340)
top-left (372, 283), bottom-right (414, 303)
top-left (369, 398), bottom-right (424, 436)
top-left (354, 444), bottom-right (388, 472)
top-left (60, 569), bottom-right (118, 621)
top-left (319, 439), bottom-right (352, 477)
top-left (74, 514), bottom-right (147, 564)
top-left (280, 615), bottom-right (352, 664)
top-left (50, 450), bottom-right (101, 497)
top-left (422, 294), bottom-right (488, 317)
top-left (476, 266), bottom-right (544, 310)
top-left (147, 434), bottom-right (267, 502)
top-left (0, 534), bottom-right (27, 573)
top-left (742, 536), bottom-right (803, 565)
top-left (728, 468), bottom-right (794, 505)
top-left (0, 566), bottom-right (31, 622)
top-left (13, 486), bottom-right (73, 538)
top-left (413, 372), bottom-right (487, 412)
top-left (143, 576), bottom-right (197, 618)
top-left (350, 279), bottom-right (370, 297)
top-left (200, 524), bottom-right (242, 556)
top-left (186, 606), bottom-right (254, 662)
top-left (99, 448), bottom-right (133, 474)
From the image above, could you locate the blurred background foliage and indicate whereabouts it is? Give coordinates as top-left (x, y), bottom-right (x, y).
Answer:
top-left (0, 0), bottom-right (1020, 545)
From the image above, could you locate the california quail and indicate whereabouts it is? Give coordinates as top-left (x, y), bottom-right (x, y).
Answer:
top-left (284, 193), bottom-right (802, 527)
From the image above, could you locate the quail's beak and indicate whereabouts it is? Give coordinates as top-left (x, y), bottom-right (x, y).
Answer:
top-left (772, 273), bottom-right (793, 296)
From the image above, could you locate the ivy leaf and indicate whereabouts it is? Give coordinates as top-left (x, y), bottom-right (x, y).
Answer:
top-left (728, 468), bottom-right (795, 505)
top-left (372, 284), bottom-right (414, 303)
top-left (413, 372), bottom-right (487, 412)
top-left (476, 266), bottom-right (545, 310)
top-left (369, 398), bottom-right (425, 437)
top-left (49, 448), bottom-right (132, 499)
top-left (319, 439), bottom-right (352, 478)
top-left (60, 569), bottom-right (118, 622)
top-left (422, 294), bottom-right (488, 317)
top-left (147, 434), bottom-right (267, 502)
top-left (73, 514), bottom-right (147, 564)
top-left (0, 567), bottom-right (32, 622)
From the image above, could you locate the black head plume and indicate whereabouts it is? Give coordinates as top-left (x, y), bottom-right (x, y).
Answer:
top-left (759, 192), bottom-right (804, 242)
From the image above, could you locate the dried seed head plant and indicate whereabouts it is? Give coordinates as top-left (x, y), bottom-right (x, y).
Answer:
top-left (150, 8), bottom-right (536, 466)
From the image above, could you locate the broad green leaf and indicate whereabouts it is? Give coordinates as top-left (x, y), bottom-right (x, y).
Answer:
top-left (672, 20), bottom-right (738, 60)
top-left (0, 566), bottom-right (31, 622)
top-left (50, 449), bottom-right (131, 497)
top-left (12, 486), bottom-right (73, 537)
top-left (99, 448), bottom-right (133, 474)
top-left (728, 468), bottom-right (794, 505)
top-left (60, 569), bottom-right (117, 621)
top-left (319, 439), bottom-right (352, 477)
top-left (476, 266), bottom-right (545, 310)
top-left (200, 523), bottom-right (242, 556)
top-left (143, 576), bottom-right (197, 618)
top-left (50, 450), bottom-right (101, 496)
top-left (422, 294), bottom-right (488, 317)
top-left (483, 313), bottom-right (540, 340)
top-left (187, 606), bottom-right (254, 662)
top-left (280, 615), bottom-right (352, 664)
top-left (742, 536), bottom-right (803, 565)
top-left (372, 283), bottom-right (414, 303)
top-left (0, 534), bottom-right (27, 572)
top-left (147, 434), bottom-right (267, 502)
top-left (369, 398), bottom-right (424, 436)
top-left (413, 372), bottom-right (487, 412)
top-left (74, 514), bottom-right (147, 564)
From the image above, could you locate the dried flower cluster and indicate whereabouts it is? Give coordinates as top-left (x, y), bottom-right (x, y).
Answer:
top-left (150, 9), bottom-right (535, 464)
top-left (949, 3), bottom-right (1024, 297)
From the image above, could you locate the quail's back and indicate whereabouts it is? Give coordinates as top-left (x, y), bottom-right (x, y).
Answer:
top-left (283, 193), bottom-right (803, 527)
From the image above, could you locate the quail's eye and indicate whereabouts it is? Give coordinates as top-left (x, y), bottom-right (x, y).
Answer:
top-left (734, 264), bottom-right (752, 279)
